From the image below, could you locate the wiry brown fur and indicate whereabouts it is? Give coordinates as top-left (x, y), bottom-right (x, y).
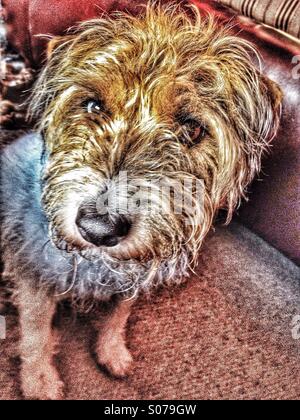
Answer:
top-left (30, 3), bottom-right (281, 276)
top-left (7, 2), bottom-right (282, 399)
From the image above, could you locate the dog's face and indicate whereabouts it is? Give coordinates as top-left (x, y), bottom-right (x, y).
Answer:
top-left (31, 5), bottom-right (282, 288)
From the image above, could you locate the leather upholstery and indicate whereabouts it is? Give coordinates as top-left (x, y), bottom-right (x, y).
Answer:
top-left (2, 0), bottom-right (300, 264)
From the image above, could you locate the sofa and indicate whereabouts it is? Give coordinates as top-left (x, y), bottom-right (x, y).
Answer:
top-left (0, 0), bottom-right (299, 400)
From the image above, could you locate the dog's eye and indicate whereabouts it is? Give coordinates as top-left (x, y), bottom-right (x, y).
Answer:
top-left (86, 99), bottom-right (103, 114)
top-left (182, 118), bottom-right (208, 145)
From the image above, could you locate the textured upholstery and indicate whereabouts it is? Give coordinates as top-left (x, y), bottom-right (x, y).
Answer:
top-left (2, 0), bottom-right (300, 263)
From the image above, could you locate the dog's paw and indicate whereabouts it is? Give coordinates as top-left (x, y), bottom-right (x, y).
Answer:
top-left (21, 361), bottom-right (64, 400)
top-left (97, 337), bottom-right (133, 378)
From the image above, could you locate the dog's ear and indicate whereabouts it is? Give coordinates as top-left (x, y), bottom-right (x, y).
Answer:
top-left (261, 74), bottom-right (283, 113)
top-left (46, 35), bottom-right (75, 59)
top-left (252, 72), bottom-right (283, 150)
top-left (212, 58), bottom-right (283, 220)
top-left (232, 71), bottom-right (282, 212)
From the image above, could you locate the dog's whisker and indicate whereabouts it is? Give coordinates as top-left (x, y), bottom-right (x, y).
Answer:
top-left (54, 254), bottom-right (79, 297)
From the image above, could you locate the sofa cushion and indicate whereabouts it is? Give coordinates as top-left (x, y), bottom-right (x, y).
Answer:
top-left (1, 223), bottom-right (299, 400)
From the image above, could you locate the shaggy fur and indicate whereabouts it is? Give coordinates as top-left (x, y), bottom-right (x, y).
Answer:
top-left (1, 3), bottom-right (282, 399)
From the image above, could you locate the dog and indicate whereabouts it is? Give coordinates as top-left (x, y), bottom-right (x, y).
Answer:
top-left (0, 3), bottom-right (282, 399)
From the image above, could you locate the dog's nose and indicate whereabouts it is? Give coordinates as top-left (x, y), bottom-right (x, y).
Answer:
top-left (76, 209), bottom-right (131, 247)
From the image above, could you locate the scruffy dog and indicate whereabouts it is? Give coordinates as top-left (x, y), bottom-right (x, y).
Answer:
top-left (1, 4), bottom-right (282, 399)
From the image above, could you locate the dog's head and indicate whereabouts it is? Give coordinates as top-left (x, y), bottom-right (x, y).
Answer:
top-left (30, 3), bottom-right (282, 289)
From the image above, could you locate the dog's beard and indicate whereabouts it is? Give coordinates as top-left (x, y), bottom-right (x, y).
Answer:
top-left (47, 218), bottom-right (196, 301)
top-left (42, 168), bottom-right (212, 299)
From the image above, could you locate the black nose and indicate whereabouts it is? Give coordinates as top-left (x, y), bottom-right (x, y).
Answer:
top-left (76, 208), bottom-right (131, 247)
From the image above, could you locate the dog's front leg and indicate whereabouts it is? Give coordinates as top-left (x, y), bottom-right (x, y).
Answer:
top-left (97, 298), bottom-right (134, 378)
top-left (16, 281), bottom-right (64, 400)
